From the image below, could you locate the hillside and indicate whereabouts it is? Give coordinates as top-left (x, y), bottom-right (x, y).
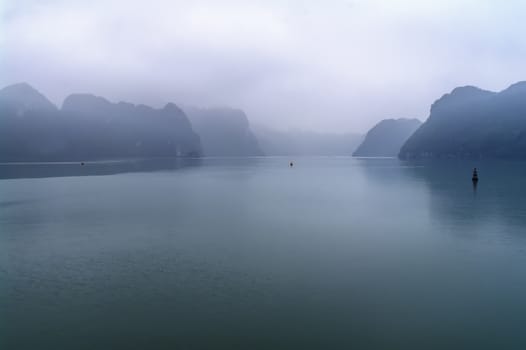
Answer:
top-left (0, 83), bottom-right (201, 161)
top-left (353, 118), bottom-right (422, 157)
top-left (399, 82), bottom-right (526, 159)
top-left (183, 106), bottom-right (263, 156)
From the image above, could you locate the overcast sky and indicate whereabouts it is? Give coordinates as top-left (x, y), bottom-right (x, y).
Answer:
top-left (1, 0), bottom-right (526, 133)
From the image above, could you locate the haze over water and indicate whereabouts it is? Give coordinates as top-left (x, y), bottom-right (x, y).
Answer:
top-left (2, 157), bottom-right (526, 349)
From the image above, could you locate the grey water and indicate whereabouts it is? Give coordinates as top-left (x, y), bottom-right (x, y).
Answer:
top-left (2, 157), bottom-right (526, 349)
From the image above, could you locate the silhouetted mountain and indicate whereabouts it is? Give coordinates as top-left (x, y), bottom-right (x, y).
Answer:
top-left (254, 125), bottom-right (363, 156)
top-left (352, 118), bottom-right (421, 157)
top-left (0, 83), bottom-right (201, 161)
top-left (399, 82), bottom-right (526, 159)
top-left (0, 82), bottom-right (58, 112)
top-left (183, 106), bottom-right (263, 156)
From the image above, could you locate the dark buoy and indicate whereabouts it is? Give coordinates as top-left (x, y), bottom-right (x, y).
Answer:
top-left (472, 167), bottom-right (478, 182)
top-left (81, 162), bottom-right (85, 166)
top-left (289, 161), bottom-right (294, 167)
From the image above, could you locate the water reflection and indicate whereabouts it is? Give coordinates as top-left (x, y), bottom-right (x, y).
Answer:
top-left (0, 158), bottom-right (204, 179)
top-left (400, 159), bottom-right (526, 234)
top-left (3, 157), bottom-right (526, 349)
top-left (0, 157), bottom-right (271, 180)
top-left (355, 157), bottom-right (526, 235)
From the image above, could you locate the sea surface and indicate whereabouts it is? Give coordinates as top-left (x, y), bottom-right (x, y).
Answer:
top-left (2, 157), bottom-right (526, 349)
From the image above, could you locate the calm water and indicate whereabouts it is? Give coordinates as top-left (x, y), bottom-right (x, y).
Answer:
top-left (2, 157), bottom-right (526, 349)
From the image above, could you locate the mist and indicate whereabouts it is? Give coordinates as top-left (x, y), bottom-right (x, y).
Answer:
top-left (5, 2), bottom-right (526, 348)
top-left (1, 0), bottom-right (526, 133)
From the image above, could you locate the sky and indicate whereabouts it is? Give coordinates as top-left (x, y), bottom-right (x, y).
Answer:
top-left (1, 0), bottom-right (526, 133)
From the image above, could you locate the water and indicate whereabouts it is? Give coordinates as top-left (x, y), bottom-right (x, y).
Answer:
top-left (2, 157), bottom-right (526, 349)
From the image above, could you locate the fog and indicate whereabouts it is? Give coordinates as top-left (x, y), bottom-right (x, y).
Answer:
top-left (1, 0), bottom-right (526, 133)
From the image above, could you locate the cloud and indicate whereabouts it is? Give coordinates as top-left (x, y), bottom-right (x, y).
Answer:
top-left (1, 0), bottom-right (526, 132)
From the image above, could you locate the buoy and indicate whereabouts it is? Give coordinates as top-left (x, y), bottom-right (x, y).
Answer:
top-left (289, 161), bottom-right (294, 167)
top-left (472, 167), bottom-right (478, 182)
top-left (81, 162), bottom-right (85, 166)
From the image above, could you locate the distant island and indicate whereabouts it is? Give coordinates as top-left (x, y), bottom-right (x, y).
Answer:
top-left (7, 80), bottom-right (526, 162)
top-left (254, 125), bottom-right (363, 156)
top-left (353, 118), bottom-right (422, 157)
top-left (183, 106), bottom-right (264, 157)
top-left (0, 83), bottom-right (201, 161)
top-left (399, 81), bottom-right (526, 159)
top-left (0, 82), bottom-right (365, 162)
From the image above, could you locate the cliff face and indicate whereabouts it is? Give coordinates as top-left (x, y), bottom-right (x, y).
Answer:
top-left (0, 83), bottom-right (65, 162)
top-left (184, 106), bottom-right (263, 156)
top-left (352, 118), bottom-right (422, 157)
top-left (62, 94), bottom-right (201, 159)
top-left (0, 83), bottom-right (201, 161)
top-left (0, 82), bottom-right (58, 112)
top-left (399, 82), bottom-right (526, 159)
